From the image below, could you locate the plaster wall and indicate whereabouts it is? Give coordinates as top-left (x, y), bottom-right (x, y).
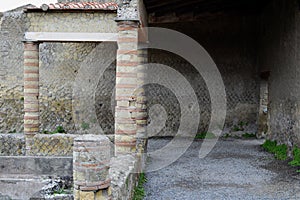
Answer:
top-left (259, 0), bottom-right (300, 148)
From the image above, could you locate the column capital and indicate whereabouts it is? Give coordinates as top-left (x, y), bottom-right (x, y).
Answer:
top-left (116, 0), bottom-right (140, 22)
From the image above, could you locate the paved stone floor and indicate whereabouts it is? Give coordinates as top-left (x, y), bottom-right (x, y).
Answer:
top-left (144, 138), bottom-right (300, 200)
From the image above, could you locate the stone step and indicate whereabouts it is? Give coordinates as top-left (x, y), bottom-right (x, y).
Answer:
top-left (0, 177), bottom-right (47, 200)
top-left (0, 156), bottom-right (72, 176)
top-left (0, 156), bottom-right (73, 200)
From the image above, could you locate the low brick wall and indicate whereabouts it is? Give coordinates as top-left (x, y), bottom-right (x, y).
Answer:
top-left (28, 134), bottom-right (79, 156)
top-left (0, 133), bottom-right (115, 157)
top-left (0, 134), bottom-right (25, 156)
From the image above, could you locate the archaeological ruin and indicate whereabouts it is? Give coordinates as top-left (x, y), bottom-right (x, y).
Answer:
top-left (1, 0), bottom-right (300, 199)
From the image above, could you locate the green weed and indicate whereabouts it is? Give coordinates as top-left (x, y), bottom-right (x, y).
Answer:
top-left (133, 173), bottom-right (147, 200)
top-left (55, 126), bottom-right (65, 133)
top-left (262, 140), bottom-right (287, 160)
top-left (233, 121), bottom-right (248, 131)
top-left (289, 147), bottom-right (300, 166)
top-left (43, 126), bottom-right (65, 134)
top-left (81, 122), bottom-right (90, 130)
top-left (274, 144), bottom-right (288, 160)
top-left (242, 133), bottom-right (256, 138)
top-left (195, 132), bottom-right (216, 139)
top-left (8, 129), bottom-right (16, 133)
top-left (53, 188), bottom-right (67, 195)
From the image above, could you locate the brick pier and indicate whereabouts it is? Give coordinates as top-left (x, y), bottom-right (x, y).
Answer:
top-left (23, 42), bottom-right (39, 153)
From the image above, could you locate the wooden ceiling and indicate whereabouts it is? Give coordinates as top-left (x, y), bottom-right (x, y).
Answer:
top-left (144, 0), bottom-right (271, 23)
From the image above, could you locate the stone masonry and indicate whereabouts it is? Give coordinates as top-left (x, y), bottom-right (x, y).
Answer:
top-left (115, 20), bottom-right (140, 154)
top-left (73, 135), bottom-right (112, 200)
top-left (1, 0), bottom-right (300, 171)
top-left (24, 42), bottom-right (40, 153)
top-left (259, 0), bottom-right (300, 149)
top-left (1, 3), bottom-right (259, 138)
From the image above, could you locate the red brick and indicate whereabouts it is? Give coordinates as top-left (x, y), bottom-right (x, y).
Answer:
top-left (24, 85), bottom-right (39, 89)
top-left (117, 49), bottom-right (138, 55)
top-left (118, 37), bottom-right (138, 43)
top-left (24, 124), bottom-right (39, 128)
top-left (24, 77), bottom-right (39, 81)
top-left (24, 62), bottom-right (39, 67)
top-left (115, 142), bottom-right (136, 147)
top-left (24, 70), bottom-right (39, 74)
top-left (115, 84), bottom-right (137, 89)
top-left (117, 61), bottom-right (139, 67)
top-left (24, 116), bottom-right (39, 120)
top-left (115, 130), bottom-right (136, 135)
top-left (24, 44), bottom-right (39, 51)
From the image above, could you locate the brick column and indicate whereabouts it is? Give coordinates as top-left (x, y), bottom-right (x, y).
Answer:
top-left (73, 135), bottom-right (112, 200)
top-left (115, 21), bottom-right (139, 155)
top-left (136, 48), bottom-right (148, 155)
top-left (24, 42), bottom-right (40, 153)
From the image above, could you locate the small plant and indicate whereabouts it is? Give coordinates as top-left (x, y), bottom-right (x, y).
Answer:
top-left (55, 126), bottom-right (65, 133)
top-left (242, 133), bottom-right (256, 138)
top-left (53, 188), bottom-right (67, 195)
top-left (195, 132), bottom-right (216, 139)
top-left (81, 122), bottom-right (90, 130)
top-left (232, 121), bottom-right (248, 131)
top-left (262, 140), bottom-right (277, 153)
top-left (43, 130), bottom-right (49, 134)
top-left (239, 121), bottom-right (248, 127)
top-left (43, 126), bottom-right (65, 134)
top-left (274, 144), bottom-right (288, 160)
top-left (289, 147), bottom-right (300, 166)
top-left (296, 169), bottom-right (300, 173)
top-left (262, 140), bottom-right (287, 160)
top-left (133, 173), bottom-right (147, 200)
top-left (8, 129), bottom-right (16, 133)
top-left (233, 125), bottom-right (241, 131)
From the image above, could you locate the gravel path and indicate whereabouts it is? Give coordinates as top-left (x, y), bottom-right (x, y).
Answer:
top-left (144, 138), bottom-right (300, 200)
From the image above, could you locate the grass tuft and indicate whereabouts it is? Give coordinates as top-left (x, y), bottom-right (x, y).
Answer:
top-left (262, 140), bottom-right (287, 160)
top-left (195, 132), bottom-right (216, 139)
top-left (289, 147), bottom-right (300, 166)
top-left (43, 126), bottom-right (65, 134)
top-left (133, 173), bottom-right (147, 200)
top-left (242, 133), bottom-right (256, 138)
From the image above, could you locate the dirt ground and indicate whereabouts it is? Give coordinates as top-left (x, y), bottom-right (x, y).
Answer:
top-left (144, 138), bottom-right (300, 200)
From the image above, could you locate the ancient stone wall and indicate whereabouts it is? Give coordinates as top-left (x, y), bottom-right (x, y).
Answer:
top-left (0, 7), bottom-right (260, 137)
top-left (0, 7), bottom-right (118, 134)
top-left (0, 134), bottom-right (25, 156)
top-left (148, 15), bottom-right (260, 136)
top-left (26, 12), bottom-right (117, 33)
top-left (39, 42), bottom-right (117, 134)
top-left (0, 7), bottom-right (27, 133)
top-left (259, 0), bottom-right (300, 148)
